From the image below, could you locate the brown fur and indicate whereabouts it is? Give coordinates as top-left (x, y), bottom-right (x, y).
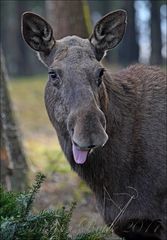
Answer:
top-left (63, 64), bottom-right (166, 240)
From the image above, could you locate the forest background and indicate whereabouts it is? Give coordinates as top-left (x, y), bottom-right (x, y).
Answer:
top-left (0, 0), bottom-right (166, 234)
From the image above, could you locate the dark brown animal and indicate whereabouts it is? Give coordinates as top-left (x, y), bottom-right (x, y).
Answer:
top-left (21, 10), bottom-right (166, 240)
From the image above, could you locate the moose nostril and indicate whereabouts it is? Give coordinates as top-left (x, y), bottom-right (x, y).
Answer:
top-left (87, 144), bottom-right (96, 149)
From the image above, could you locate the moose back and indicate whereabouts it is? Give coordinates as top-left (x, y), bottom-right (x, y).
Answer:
top-left (21, 10), bottom-right (166, 240)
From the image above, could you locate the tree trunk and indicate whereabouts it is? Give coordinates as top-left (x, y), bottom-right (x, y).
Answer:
top-left (46, 0), bottom-right (89, 39)
top-left (88, 0), bottom-right (123, 64)
top-left (150, 0), bottom-right (162, 65)
top-left (15, 0), bottom-right (29, 76)
top-left (0, 1), bottom-right (46, 76)
top-left (118, 0), bottom-right (139, 65)
top-left (0, 51), bottom-right (28, 191)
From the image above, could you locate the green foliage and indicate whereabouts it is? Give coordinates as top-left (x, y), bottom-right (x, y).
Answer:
top-left (0, 173), bottom-right (111, 240)
top-left (0, 187), bottom-right (19, 220)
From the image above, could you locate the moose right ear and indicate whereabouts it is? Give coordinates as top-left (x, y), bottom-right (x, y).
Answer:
top-left (89, 10), bottom-right (127, 61)
top-left (21, 12), bottom-right (55, 55)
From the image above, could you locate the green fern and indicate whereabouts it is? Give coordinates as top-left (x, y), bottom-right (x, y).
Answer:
top-left (0, 173), bottom-right (112, 240)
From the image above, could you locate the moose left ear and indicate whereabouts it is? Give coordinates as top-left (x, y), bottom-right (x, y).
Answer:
top-left (89, 10), bottom-right (127, 61)
top-left (21, 12), bottom-right (55, 55)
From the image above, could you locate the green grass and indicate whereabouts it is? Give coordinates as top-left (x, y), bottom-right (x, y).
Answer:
top-left (10, 75), bottom-right (51, 136)
top-left (26, 139), bottom-right (71, 174)
top-left (9, 75), bottom-right (70, 174)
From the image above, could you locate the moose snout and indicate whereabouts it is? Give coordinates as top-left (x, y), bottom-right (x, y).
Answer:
top-left (67, 108), bottom-right (108, 151)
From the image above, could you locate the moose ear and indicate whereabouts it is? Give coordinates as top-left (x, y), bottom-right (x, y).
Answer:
top-left (21, 12), bottom-right (55, 55)
top-left (89, 10), bottom-right (127, 61)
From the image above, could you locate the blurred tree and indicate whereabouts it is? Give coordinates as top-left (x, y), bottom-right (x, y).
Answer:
top-left (0, 0), bottom-right (46, 77)
top-left (46, 0), bottom-right (89, 39)
top-left (88, 0), bottom-right (139, 66)
top-left (118, 0), bottom-right (139, 65)
top-left (150, 0), bottom-right (162, 65)
top-left (0, 51), bottom-right (28, 191)
top-left (88, 0), bottom-right (122, 64)
top-left (13, 1), bottom-right (29, 76)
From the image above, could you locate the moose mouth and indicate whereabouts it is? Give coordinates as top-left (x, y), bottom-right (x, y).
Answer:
top-left (72, 142), bottom-right (90, 164)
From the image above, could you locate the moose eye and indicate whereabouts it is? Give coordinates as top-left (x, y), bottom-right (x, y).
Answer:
top-left (48, 69), bottom-right (62, 88)
top-left (96, 68), bottom-right (104, 87)
top-left (49, 70), bottom-right (57, 80)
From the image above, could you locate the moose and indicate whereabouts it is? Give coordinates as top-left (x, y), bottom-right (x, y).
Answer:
top-left (21, 10), bottom-right (166, 240)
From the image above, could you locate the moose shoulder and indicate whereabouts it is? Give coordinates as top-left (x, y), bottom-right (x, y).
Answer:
top-left (21, 10), bottom-right (166, 240)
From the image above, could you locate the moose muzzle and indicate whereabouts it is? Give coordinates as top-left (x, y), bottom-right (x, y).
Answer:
top-left (67, 107), bottom-right (108, 164)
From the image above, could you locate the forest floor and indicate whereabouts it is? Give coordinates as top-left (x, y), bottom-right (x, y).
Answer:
top-left (9, 68), bottom-right (122, 238)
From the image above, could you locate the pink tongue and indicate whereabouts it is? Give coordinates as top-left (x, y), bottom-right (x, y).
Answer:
top-left (72, 143), bottom-right (88, 164)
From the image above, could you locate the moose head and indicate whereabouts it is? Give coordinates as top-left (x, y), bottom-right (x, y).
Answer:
top-left (21, 10), bottom-right (127, 165)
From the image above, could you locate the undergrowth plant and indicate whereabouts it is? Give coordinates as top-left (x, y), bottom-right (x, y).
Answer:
top-left (0, 173), bottom-right (112, 240)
